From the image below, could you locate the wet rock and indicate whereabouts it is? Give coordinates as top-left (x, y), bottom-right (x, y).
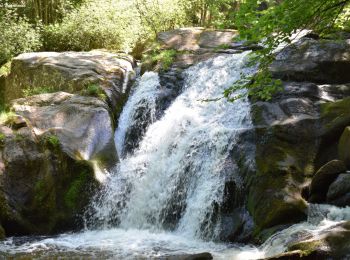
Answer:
top-left (339, 126), bottom-right (350, 168)
top-left (287, 221), bottom-right (350, 259)
top-left (4, 51), bottom-right (136, 117)
top-left (309, 160), bottom-right (347, 203)
top-left (327, 173), bottom-right (350, 206)
top-left (166, 252), bottom-right (213, 260)
top-left (11, 92), bottom-right (117, 173)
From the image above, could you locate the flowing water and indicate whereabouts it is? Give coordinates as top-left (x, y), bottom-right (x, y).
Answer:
top-left (1, 52), bottom-right (350, 259)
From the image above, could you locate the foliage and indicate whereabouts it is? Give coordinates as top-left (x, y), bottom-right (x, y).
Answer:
top-left (228, 0), bottom-right (350, 101)
top-left (81, 84), bottom-right (107, 100)
top-left (0, 61), bottom-right (11, 77)
top-left (0, 10), bottom-right (42, 66)
top-left (43, 0), bottom-right (189, 52)
top-left (22, 85), bottom-right (56, 97)
top-left (46, 134), bottom-right (60, 148)
top-left (0, 111), bottom-right (16, 125)
top-left (142, 48), bottom-right (178, 71)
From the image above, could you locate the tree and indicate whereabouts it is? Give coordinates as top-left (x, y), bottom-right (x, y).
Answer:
top-left (225, 0), bottom-right (350, 101)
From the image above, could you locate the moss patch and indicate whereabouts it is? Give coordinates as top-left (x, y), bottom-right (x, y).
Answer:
top-left (64, 169), bottom-right (90, 210)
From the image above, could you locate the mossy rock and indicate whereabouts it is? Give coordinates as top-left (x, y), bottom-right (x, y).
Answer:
top-left (321, 97), bottom-right (350, 138)
top-left (339, 126), bottom-right (350, 169)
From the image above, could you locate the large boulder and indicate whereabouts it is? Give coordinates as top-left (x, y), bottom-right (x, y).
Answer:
top-left (0, 120), bottom-right (98, 236)
top-left (309, 160), bottom-right (347, 203)
top-left (247, 79), bottom-right (350, 240)
top-left (11, 92), bottom-right (117, 175)
top-left (157, 28), bottom-right (238, 51)
top-left (327, 173), bottom-right (350, 206)
top-left (4, 51), bottom-right (136, 117)
top-left (339, 126), bottom-right (350, 168)
top-left (271, 37), bottom-right (350, 83)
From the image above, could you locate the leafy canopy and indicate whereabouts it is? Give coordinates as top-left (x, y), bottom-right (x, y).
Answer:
top-left (228, 0), bottom-right (350, 101)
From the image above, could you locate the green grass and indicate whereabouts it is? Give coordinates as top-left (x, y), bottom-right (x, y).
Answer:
top-left (142, 48), bottom-right (178, 71)
top-left (0, 111), bottom-right (16, 125)
top-left (0, 61), bottom-right (11, 77)
top-left (81, 84), bottom-right (107, 100)
top-left (22, 86), bottom-right (56, 97)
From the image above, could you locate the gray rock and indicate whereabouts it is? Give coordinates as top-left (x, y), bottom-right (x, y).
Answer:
top-left (4, 51), bottom-right (136, 116)
top-left (11, 92), bottom-right (117, 174)
top-left (270, 37), bottom-right (350, 83)
top-left (309, 160), bottom-right (347, 203)
top-left (327, 173), bottom-right (350, 206)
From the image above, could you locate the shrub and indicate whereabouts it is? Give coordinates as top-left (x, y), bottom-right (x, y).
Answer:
top-left (0, 11), bottom-right (42, 65)
top-left (42, 0), bottom-right (189, 53)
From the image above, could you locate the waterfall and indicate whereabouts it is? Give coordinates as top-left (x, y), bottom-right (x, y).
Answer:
top-left (92, 52), bottom-right (255, 239)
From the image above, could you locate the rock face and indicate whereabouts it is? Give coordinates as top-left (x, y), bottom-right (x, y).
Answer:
top-left (5, 51), bottom-right (136, 116)
top-left (244, 33), bottom-right (350, 242)
top-left (270, 37), bottom-right (350, 83)
top-left (11, 92), bottom-right (117, 174)
top-left (339, 126), bottom-right (350, 168)
top-left (0, 50), bottom-right (135, 238)
top-left (0, 119), bottom-right (98, 236)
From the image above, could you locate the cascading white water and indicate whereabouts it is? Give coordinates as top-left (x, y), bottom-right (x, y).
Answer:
top-left (3, 51), bottom-right (350, 259)
top-left (114, 72), bottom-right (160, 156)
top-left (92, 52), bottom-right (255, 239)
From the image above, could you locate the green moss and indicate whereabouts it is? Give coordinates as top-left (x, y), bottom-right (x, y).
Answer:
top-left (321, 97), bottom-right (350, 133)
top-left (46, 135), bottom-right (60, 149)
top-left (64, 170), bottom-right (89, 210)
top-left (34, 180), bottom-right (47, 202)
top-left (0, 133), bottom-right (5, 145)
top-left (288, 240), bottom-right (324, 256)
top-left (14, 133), bottom-right (24, 142)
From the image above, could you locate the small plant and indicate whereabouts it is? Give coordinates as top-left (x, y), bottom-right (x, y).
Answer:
top-left (82, 84), bottom-right (107, 100)
top-left (0, 111), bottom-right (16, 125)
top-left (142, 48), bottom-right (178, 71)
top-left (14, 133), bottom-right (24, 142)
top-left (0, 133), bottom-right (5, 144)
top-left (0, 61), bottom-right (11, 77)
top-left (22, 86), bottom-right (56, 97)
top-left (46, 134), bottom-right (60, 148)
